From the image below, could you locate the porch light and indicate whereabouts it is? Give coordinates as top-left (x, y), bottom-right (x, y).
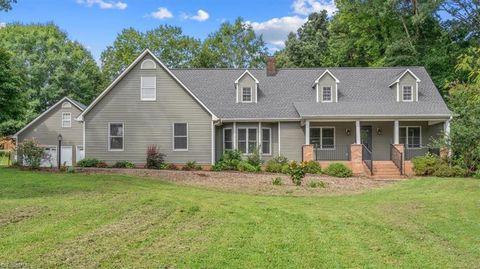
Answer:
top-left (376, 128), bottom-right (383, 135)
top-left (57, 134), bottom-right (62, 169)
top-left (345, 128), bottom-right (351, 136)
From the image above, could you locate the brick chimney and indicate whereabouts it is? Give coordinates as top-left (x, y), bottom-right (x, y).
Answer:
top-left (266, 56), bottom-right (277, 76)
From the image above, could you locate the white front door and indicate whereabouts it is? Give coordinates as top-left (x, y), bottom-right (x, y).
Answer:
top-left (76, 146), bottom-right (85, 163)
top-left (60, 146), bottom-right (73, 166)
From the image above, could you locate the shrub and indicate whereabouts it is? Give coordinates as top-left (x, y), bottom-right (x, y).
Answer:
top-left (246, 148), bottom-right (262, 167)
top-left (146, 145), bottom-right (165, 169)
top-left (324, 163), bottom-right (353, 178)
top-left (96, 161), bottom-right (108, 168)
top-left (281, 164), bottom-right (290, 174)
top-left (304, 160), bottom-right (322, 174)
top-left (67, 166), bottom-right (76, 173)
top-left (237, 160), bottom-right (260, 172)
top-left (412, 153), bottom-right (442, 176)
top-left (272, 177), bottom-right (283, 185)
top-left (77, 158), bottom-right (100, 167)
top-left (287, 161), bottom-right (306, 186)
top-left (211, 162), bottom-right (227, 171)
top-left (182, 161), bottom-right (202, 171)
top-left (166, 163), bottom-right (178, 170)
top-left (18, 139), bottom-right (45, 169)
top-left (213, 149), bottom-right (243, 171)
top-left (265, 155), bottom-right (289, 173)
top-left (433, 165), bottom-right (468, 177)
top-left (112, 161), bottom-right (135, 169)
top-left (307, 181), bottom-right (328, 188)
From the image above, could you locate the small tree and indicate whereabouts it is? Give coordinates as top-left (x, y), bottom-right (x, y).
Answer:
top-left (18, 139), bottom-right (45, 169)
top-left (287, 161), bottom-right (306, 186)
top-left (146, 145), bottom-right (165, 169)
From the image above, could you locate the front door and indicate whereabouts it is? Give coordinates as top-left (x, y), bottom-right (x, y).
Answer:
top-left (361, 126), bottom-right (373, 151)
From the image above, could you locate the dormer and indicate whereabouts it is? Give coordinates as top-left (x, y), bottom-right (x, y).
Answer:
top-left (314, 69), bottom-right (339, 103)
top-left (389, 69), bottom-right (421, 102)
top-left (235, 70), bottom-right (259, 103)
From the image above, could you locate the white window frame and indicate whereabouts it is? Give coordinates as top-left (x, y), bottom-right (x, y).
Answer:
top-left (141, 59), bottom-right (156, 69)
top-left (261, 127), bottom-right (272, 155)
top-left (237, 127), bottom-right (257, 154)
top-left (322, 86), bottom-right (333, 102)
top-left (140, 76), bottom-right (157, 101)
top-left (223, 128), bottom-right (233, 153)
top-left (399, 126), bottom-right (422, 149)
top-left (241, 87), bottom-right (253, 103)
top-left (62, 102), bottom-right (72, 108)
top-left (402, 85), bottom-right (413, 102)
top-left (310, 127), bottom-right (336, 150)
top-left (108, 122), bottom-right (124, 152)
top-left (62, 112), bottom-right (71, 128)
top-left (173, 122), bottom-right (188, 151)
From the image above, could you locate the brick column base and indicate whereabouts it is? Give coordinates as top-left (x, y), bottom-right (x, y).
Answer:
top-left (302, 144), bottom-right (314, 162)
top-left (440, 147), bottom-right (449, 158)
top-left (350, 144), bottom-right (364, 175)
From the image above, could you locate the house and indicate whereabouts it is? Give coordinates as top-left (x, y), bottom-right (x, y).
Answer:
top-left (13, 97), bottom-right (86, 167)
top-left (15, 49), bottom-right (452, 176)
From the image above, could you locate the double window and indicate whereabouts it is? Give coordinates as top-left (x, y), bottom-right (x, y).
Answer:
top-left (403, 85), bottom-right (413, 101)
top-left (173, 123), bottom-right (188, 151)
top-left (62, 112), bottom-right (71, 128)
top-left (310, 127), bottom-right (335, 149)
top-left (108, 123), bottom-right (124, 151)
top-left (242, 87), bottom-right (252, 102)
top-left (400, 126), bottom-right (421, 148)
top-left (238, 128), bottom-right (257, 154)
top-left (322, 86), bottom-right (332, 102)
top-left (141, 76), bottom-right (156, 101)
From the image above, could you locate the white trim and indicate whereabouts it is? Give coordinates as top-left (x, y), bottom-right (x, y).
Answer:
top-left (82, 121), bottom-right (86, 158)
top-left (140, 76), bottom-right (157, 101)
top-left (402, 85), bottom-right (414, 102)
top-left (221, 118), bottom-right (302, 122)
top-left (389, 68), bottom-right (421, 87)
top-left (278, 121), bottom-right (281, 155)
top-left (315, 84), bottom-right (319, 103)
top-left (314, 69), bottom-right (340, 83)
top-left (108, 122), bottom-right (124, 152)
top-left (237, 127), bottom-right (258, 154)
top-left (62, 112), bottom-right (72, 128)
top-left (399, 126), bottom-right (422, 148)
top-left (234, 70), bottom-right (259, 84)
top-left (261, 127), bottom-right (272, 155)
top-left (355, 120), bottom-right (361, 144)
top-left (173, 122), bottom-right (189, 151)
top-left (14, 97), bottom-right (84, 138)
top-left (77, 49), bottom-right (218, 121)
top-left (241, 86), bottom-right (253, 103)
top-left (301, 114), bottom-right (452, 119)
top-left (394, 120), bottom-right (399, 144)
top-left (321, 86), bottom-right (333, 103)
top-left (233, 122), bottom-right (237, 150)
top-left (416, 81), bottom-right (419, 101)
top-left (223, 127), bottom-right (233, 153)
top-left (305, 120), bottom-right (310, 145)
top-left (211, 121), bottom-right (215, 164)
top-left (396, 83), bottom-right (400, 102)
top-left (140, 59), bottom-right (156, 69)
top-left (310, 126), bottom-right (336, 150)
top-left (258, 122), bottom-right (262, 155)
top-left (335, 83), bottom-right (338, 103)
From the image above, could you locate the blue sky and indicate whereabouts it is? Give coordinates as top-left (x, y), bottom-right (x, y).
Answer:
top-left (0, 0), bottom-right (337, 62)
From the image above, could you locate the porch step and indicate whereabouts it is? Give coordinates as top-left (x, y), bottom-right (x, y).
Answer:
top-left (367, 161), bottom-right (403, 178)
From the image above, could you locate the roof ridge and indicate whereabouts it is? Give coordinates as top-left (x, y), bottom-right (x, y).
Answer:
top-left (171, 66), bottom-right (426, 71)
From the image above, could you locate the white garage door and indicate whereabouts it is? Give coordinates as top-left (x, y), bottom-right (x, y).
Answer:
top-left (60, 146), bottom-right (73, 166)
top-left (76, 146), bottom-right (84, 163)
top-left (40, 146), bottom-right (57, 167)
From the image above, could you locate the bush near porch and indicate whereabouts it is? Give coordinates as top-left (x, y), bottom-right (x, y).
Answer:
top-left (412, 154), bottom-right (468, 177)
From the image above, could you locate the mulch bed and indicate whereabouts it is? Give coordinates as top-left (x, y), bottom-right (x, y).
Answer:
top-left (79, 167), bottom-right (404, 196)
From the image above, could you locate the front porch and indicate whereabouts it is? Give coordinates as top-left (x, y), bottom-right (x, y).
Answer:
top-left (302, 119), bottom-right (450, 177)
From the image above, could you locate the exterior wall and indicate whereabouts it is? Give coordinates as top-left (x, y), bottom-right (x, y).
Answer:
top-left (399, 72), bottom-right (418, 102)
top-left (236, 74), bottom-right (257, 103)
top-left (17, 100), bottom-right (84, 164)
top-left (310, 122), bottom-right (355, 160)
top-left (361, 121), bottom-right (394, 160)
top-left (84, 54), bottom-right (212, 165)
top-left (317, 73), bottom-right (337, 102)
top-left (279, 121), bottom-right (304, 161)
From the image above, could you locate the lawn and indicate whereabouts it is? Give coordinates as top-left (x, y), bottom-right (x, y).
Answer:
top-left (0, 168), bottom-right (479, 268)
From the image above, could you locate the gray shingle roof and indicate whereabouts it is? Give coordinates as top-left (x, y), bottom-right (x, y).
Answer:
top-left (70, 99), bottom-right (87, 111)
top-left (171, 67), bottom-right (451, 120)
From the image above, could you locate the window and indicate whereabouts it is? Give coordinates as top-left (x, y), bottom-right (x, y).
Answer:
top-left (62, 112), bottom-right (71, 128)
top-left (62, 102), bottom-right (71, 108)
top-left (262, 128), bottom-right (271, 155)
top-left (322, 86), bottom-right (332, 102)
top-left (237, 128), bottom-right (257, 154)
top-left (242, 87), bottom-right (252, 102)
top-left (403, 86), bottom-right (413, 101)
top-left (399, 126), bottom-right (421, 148)
top-left (223, 128), bottom-right (233, 152)
top-left (173, 123), bottom-right (188, 151)
top-left (141, 76), bottom-right (156, 101)
top-left (108, 123), bottom-right (124, 151)
top-left (141, 59), bottom-right (156, 69)
top-left (310, 127), bottom-right (335, 149)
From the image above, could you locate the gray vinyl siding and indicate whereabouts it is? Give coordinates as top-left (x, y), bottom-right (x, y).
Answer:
top-left (361, 121), bottom-right (394, 160)
top-left (317, 73), bottom-right (337, 102)
top-left (279, 121), bottom-right (304, 161)
top-left (84, 54), bottom-right (212, 165)
top-left (399, 72), bottom-right (418, 101)
top-left (310, 122), bottom-right (355, 160)
top-left (237, 74), bottom-right (257, 103)
top-left (17, 100), bottom-right (84, 163)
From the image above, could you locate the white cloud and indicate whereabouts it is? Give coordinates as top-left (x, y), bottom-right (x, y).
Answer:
top-left (76, 0), bottom-right (127, 10)
top-left (182, 9), bottom-right (210, 22)
top-left (292, 0), bottom-right (337, 16)
top-left (150, 7), bottom-right (173, 20)
top-left (0, 22), bottom-right (6, 28)
top-left (247, 16), bottom-right (306, 51)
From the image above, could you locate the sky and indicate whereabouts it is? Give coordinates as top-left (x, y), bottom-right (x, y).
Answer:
top-left (0, 0), bottom-right (337, 62)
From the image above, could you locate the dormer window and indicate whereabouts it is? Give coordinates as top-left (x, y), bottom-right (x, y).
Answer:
top-left (242, 87), bottom-right (252, 102)
top-left (402, 86), bottom-right (413, 101)
top-left (390, 69), bottom-right (421, 102)
top-left (141, 59), bottom-right (156, 69)
top-left (322, 87), bottom-right (332, 102)
top-left (62, 102), bottom-right (72, 108)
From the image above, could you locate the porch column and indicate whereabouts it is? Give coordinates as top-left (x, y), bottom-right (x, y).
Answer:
top-left (394, 120), bottom-right (400, 144)
top-left (278, 121), bottom-right (281, 155)
top-left (211, 121), bottom-right (215, 165)
top-left (355, 120), bottom-right (361, 144)
top-left (233, 122), bottom-right (237, 149)
top-left (305, 120), bottom-right (310, 145)
top-left (444, 117), bottom-right (452, 157)
top-left (258, 122), bottom-right (262, 156)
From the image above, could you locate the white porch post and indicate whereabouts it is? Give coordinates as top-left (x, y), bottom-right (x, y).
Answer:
top-left (278, 121), bottom-right (281, 155)
top-left (305, 120), bottom-right (310, 144)
top-left (258, 122), bottom-right (262, 155)
top-left (233, 122), bottom-right (237, 149)
top-left (394, 120), bottom-right (400, 144)
top-left (445, 117), bottom-right (452, 156)
top-left (355, 120), bottom-right (361, 144)
top-left (211, 121), bottom-right (215, 165)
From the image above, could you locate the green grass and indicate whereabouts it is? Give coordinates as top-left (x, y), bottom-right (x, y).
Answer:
top-left (0, 168), bottom-right (479, 268)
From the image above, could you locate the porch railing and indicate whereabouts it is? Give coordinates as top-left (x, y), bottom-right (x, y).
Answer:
top-left (314, 144), bottom-right (351, 161)
top-left (390, 144), bottom-right (403, 175)
top-left (362, 144), bottom-right (373, 175)
top-left (405, 147), bottom-right (440, 160)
